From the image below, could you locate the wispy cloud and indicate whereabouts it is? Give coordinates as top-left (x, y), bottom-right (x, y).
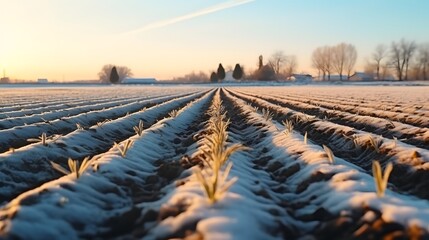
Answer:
top-left (123, 0), bottom-right (255, 35)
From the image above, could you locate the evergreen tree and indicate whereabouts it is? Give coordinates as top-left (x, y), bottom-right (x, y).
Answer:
top-left (232, 63), bottom-right (243, 80)
top-left (210, 72), bottom-right (218, 83)
top-left (110, 66), bottom-right (120, 84)
top-left (217, 64), bottom-right (225, 82)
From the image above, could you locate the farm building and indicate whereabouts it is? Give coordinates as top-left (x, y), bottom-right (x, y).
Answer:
top-left (288, 74), bottom-right (313, 82)
top-left (349, 72), bottom-right (375, 81)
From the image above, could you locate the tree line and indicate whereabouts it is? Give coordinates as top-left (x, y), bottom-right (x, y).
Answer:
top-left (98, 38), bottom-right (428, 83)
top-left (312, 39), bottom-right (429, 81)
top-left (364, 39), bottom-right (429, 81)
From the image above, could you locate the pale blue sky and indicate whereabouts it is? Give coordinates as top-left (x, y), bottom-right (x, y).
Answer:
top-left (1, 0), bottom-right (428, 80)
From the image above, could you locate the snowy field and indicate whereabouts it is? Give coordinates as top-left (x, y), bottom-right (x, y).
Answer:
top-left (0, 85), bottom-right (429, 239)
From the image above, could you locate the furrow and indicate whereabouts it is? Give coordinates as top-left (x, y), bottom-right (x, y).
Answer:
top-left (0, 89), bottom-right (215, 239)
top-left (0, 90), bottom-right (209, 204)
top-left (0, 94), bottom-right (140, 119)
top-left (0, 92), bottom-right (195, 153)
top-left (222, 88), bottom-right (429, 238)
top-left (227, 88), bottom-right (429, 201)
top-left (0, 95), bottom-right (161, 129)
top-left (236, 90), bottom-right (429, 149)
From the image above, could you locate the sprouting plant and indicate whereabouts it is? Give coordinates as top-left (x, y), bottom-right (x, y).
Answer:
top-left (195, 95), bottom-right (247, 204)
top-left (252, 106), bottom-right (259, 113)
top-left (50, 157), bottom-right (92, 179)
top-left (262, 108), bottom-right (273, 121)
top-left (133, 120), bottom-right (144, 136)
top-left (372, 160), bottom-right (393, 198)
top-left (195, 162), bottom-right (237, 204)
top-left (28, 133), bottom-right (48, 146)
top-left (76, 123), bottom-right (84, 130)
top-left (114, 140), bottom-right (134, 157)
top-left (169, 109), bottom-right (179, 118)
top-left (282, 120), bottom-right (294, 135)
top-left (41, 117), bottom-right (50, 124)
top-left (368, 135), bottom-right (382, 153)
top-left (96, 119), bottom-right (110, 128)
top-left (323, 145), bottom-right (334, 164)
top-left (304, 131), bottom-right (308, 145)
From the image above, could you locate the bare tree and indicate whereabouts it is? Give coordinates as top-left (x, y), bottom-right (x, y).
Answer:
top-left (372, 44), bottom-right (387, 80)
top-left (346, 44), bottom-right (357, 79)
top-left (312, 47), bottom-right (326, 80)
top-left (322, 46), bottom-right (334, 81)
top-left (332, 43), bottom-right (357, 80)
top-left (416, 43), bottom-right (429, 80)
top-left (390, 39), bottom-right (417, 81)
top-left (268, 51), bottom-right (287, 77)
top-left (283, 55), bottom-right (297, 78)
top-left (98, 64), bottom-right (133, 83)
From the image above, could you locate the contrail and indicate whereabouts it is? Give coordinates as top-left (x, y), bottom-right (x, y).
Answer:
top-left (123, 0), bottom-right (255, 35)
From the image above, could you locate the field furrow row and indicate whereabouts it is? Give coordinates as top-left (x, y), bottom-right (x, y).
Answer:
top-left (227, 89), bottom-right (429, 201)
top-left (0, 90), bottom-right (208, 204)
top-left (0, 92), bottom-right (196, 153)
top-left (236, 90), bottom-right (429, 148)
top-left (0, 89), bottom-right (214, 239)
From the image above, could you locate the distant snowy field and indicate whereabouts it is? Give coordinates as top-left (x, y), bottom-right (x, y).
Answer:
top-left (0, 84), bottom-right (428, 239)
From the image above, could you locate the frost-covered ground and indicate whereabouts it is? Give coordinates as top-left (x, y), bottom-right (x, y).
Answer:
top-left (0, 85), bottom-right (429, 239)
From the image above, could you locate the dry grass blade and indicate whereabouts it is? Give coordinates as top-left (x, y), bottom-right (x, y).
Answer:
top-left (304, 131), bottom-right (308, 145)
top-left (28, 133), bottom-right (48, 146)
top-left (282, 120), bottom-right (294, 136)
top-left (169, 109), bottom-right (179, 118)
top-left (372, 161), bottom-right (393, 197)
top-left (323, 145), bottom-right (335, 164)
top-left (262, 108), bottom-right (273, 121)
top-left (368, 135), bottom-right (382, 153)
top-left (50, 156), bottom-right (93, 178)
top-left (133, 120), bottom-right (144, 136)
top-left (50, 161), bottom-right (70, 175)
top-left (114, 140), bottom-right (134, 157)
top-left (76, 123), bottom-right (85, 130)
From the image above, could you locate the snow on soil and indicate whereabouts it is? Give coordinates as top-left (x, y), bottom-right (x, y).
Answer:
top-left (0, 85), bottom-right (429, 239)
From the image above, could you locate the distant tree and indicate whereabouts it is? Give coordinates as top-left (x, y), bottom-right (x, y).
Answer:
top-left (416, 43), bottom-right (429, 80)
top-left (268, 51), bottom-right (287, 77)
top-left (232, 64), bottom-right (243, 80)
top-left (332, 43), bottom-right (357, 80)
top-left (210, 72), bottom-right (219, 83)
top-left (284, 55), bottom-right (297, 78)
top-left (390, 39), bottom-right (417, 81)
top-left (322, 46), bottom-right (334, 81)
top-left (110, 66), bottom-right (119, 84)
top-left (371, 44), bottom-right (387, 80)
top-left (98, 64), bottom-right (133, 83)
top-left (312, 47), bottom-right (326, 80)
top-left (217, 64), bottom-right (225, 82)
top-left (172, 71), bottom-right (209, 83)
